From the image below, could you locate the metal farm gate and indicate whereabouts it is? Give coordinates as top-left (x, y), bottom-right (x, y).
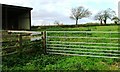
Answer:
top-left (46, 31), bottom-right (120, 59)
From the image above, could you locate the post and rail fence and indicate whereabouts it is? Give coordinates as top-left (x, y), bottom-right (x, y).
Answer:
top-left (0, 30), bottom-right (120, 59)
top-left (1, 30), bottom-right (43, 56)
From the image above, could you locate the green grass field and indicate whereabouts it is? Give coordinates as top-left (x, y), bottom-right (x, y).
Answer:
top-left (32, 24), bottom-right (119, 31)
top-left (2, 24), bottom-right (120, 71)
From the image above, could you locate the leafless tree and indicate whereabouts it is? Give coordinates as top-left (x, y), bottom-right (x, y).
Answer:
top-left (70, 6), bottom-right (92, 25)
top-left (94, 8), bottom-right (116, 25)
top-left (54, 20), bottom-right (60, 25)
top-left (102, 8), bottom-right (116, 24)
top-left (111, 16), bottom-right (120, 24)
top-left (94, 11), bottom-right (104, 25)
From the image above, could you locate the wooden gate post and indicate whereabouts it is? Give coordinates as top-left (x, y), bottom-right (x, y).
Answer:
top-left (42, 31), bottom-right (47, 54)
top-left (18, 34), bottom-right (22, 52)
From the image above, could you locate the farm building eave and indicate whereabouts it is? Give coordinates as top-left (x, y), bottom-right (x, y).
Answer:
top-left (2, 4), bottom-right (33, 10)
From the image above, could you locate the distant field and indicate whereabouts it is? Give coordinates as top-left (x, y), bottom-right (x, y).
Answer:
top-left (31, 24), bottom-right (119, 31)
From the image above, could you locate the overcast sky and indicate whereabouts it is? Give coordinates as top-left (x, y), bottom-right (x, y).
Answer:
top-left (0, 0), bottom-right (120, 26)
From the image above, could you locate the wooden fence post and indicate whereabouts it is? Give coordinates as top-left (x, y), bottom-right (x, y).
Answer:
top-left (42, 31), bottom-right (47, 54)
top-left (18, 34), bottom-right (22, 52)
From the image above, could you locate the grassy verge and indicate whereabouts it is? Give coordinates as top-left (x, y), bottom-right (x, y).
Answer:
top-left (2, 52), bottom-right (119, 71)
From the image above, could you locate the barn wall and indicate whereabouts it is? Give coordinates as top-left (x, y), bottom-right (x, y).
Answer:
top-left (2, 4), bottom-right (32, 30)
top-left (18, 11), bottom-right (31, 30)
top-left (118, 1), bottom-right (120, 20)
top-left (0, 4), bottom-right (2, 30)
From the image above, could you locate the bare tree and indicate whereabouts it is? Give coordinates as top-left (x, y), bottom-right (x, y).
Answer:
top-left (94, 8), bottom-right (116, 25)
top-left (70, 6), bottom-right (92, 25)
top-left (54, 20), bottom-right (60, 25)
top-left (94, 11), bottom-right (104, 25)
top-left (111, 16), bottom-right (120, 24)
top-left (102, 8), bottom-right (116, 24)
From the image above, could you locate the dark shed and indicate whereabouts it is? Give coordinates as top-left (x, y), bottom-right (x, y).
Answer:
top-left (2, 4), bottom-right (32, 30)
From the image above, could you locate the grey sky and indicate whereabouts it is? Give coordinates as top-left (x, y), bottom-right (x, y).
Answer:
top-left (0, 0), bottom-right (119, 26)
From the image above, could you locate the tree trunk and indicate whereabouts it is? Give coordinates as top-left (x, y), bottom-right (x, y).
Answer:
top-left (115, 21), bottom-right (117, 24)
top-left (104, 20), bottom-right (106, 25)
top-left (104, 18), bottom-right (107, 25)
top-left (100, 20), bottom-right (103, 25)
top-left (76, 18), bottom-right (78, 25)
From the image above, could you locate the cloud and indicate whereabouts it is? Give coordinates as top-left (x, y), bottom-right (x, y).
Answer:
top-left (0, 0), bottom-right (119, 26)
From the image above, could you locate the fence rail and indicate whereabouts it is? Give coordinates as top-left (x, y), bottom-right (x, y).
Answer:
top-left (48, 41), bottom-right (118, 45)
top-left (1, 30), bottom-right (120, 59)
top-left (46, 31), bottom-right (120, 59)
top-left (47, 31), bottom-right (120, 33)
top-left (1, 30), bottom-right (43, 56)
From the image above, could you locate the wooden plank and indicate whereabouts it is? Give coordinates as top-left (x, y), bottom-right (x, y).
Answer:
top-left (1, 40), bottom-right (19, 43)
top-left (2, 34), bottom-right (18, 38)
top-left (8, 30), bottom-right (42, 35)
top-left (31, 35), bottom-right (42, 37)
top-left (17, 34), bottom-right (22, 52)
top-left (20, 34), bottom-right (31, 36)
top-left (2, 51), bottom-right (18, 56)
top-left (2, 46), bottom-right (19, 50)
top-left (42, 31), bottom-right (47, 54)
top-left (31, 36), bottom-right (42, 41)
top-left (22, 41), bottom-right (42, 46)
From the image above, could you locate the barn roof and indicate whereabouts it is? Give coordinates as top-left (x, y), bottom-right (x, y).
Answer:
top-left (2, 4), bottom-right (33, 10)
